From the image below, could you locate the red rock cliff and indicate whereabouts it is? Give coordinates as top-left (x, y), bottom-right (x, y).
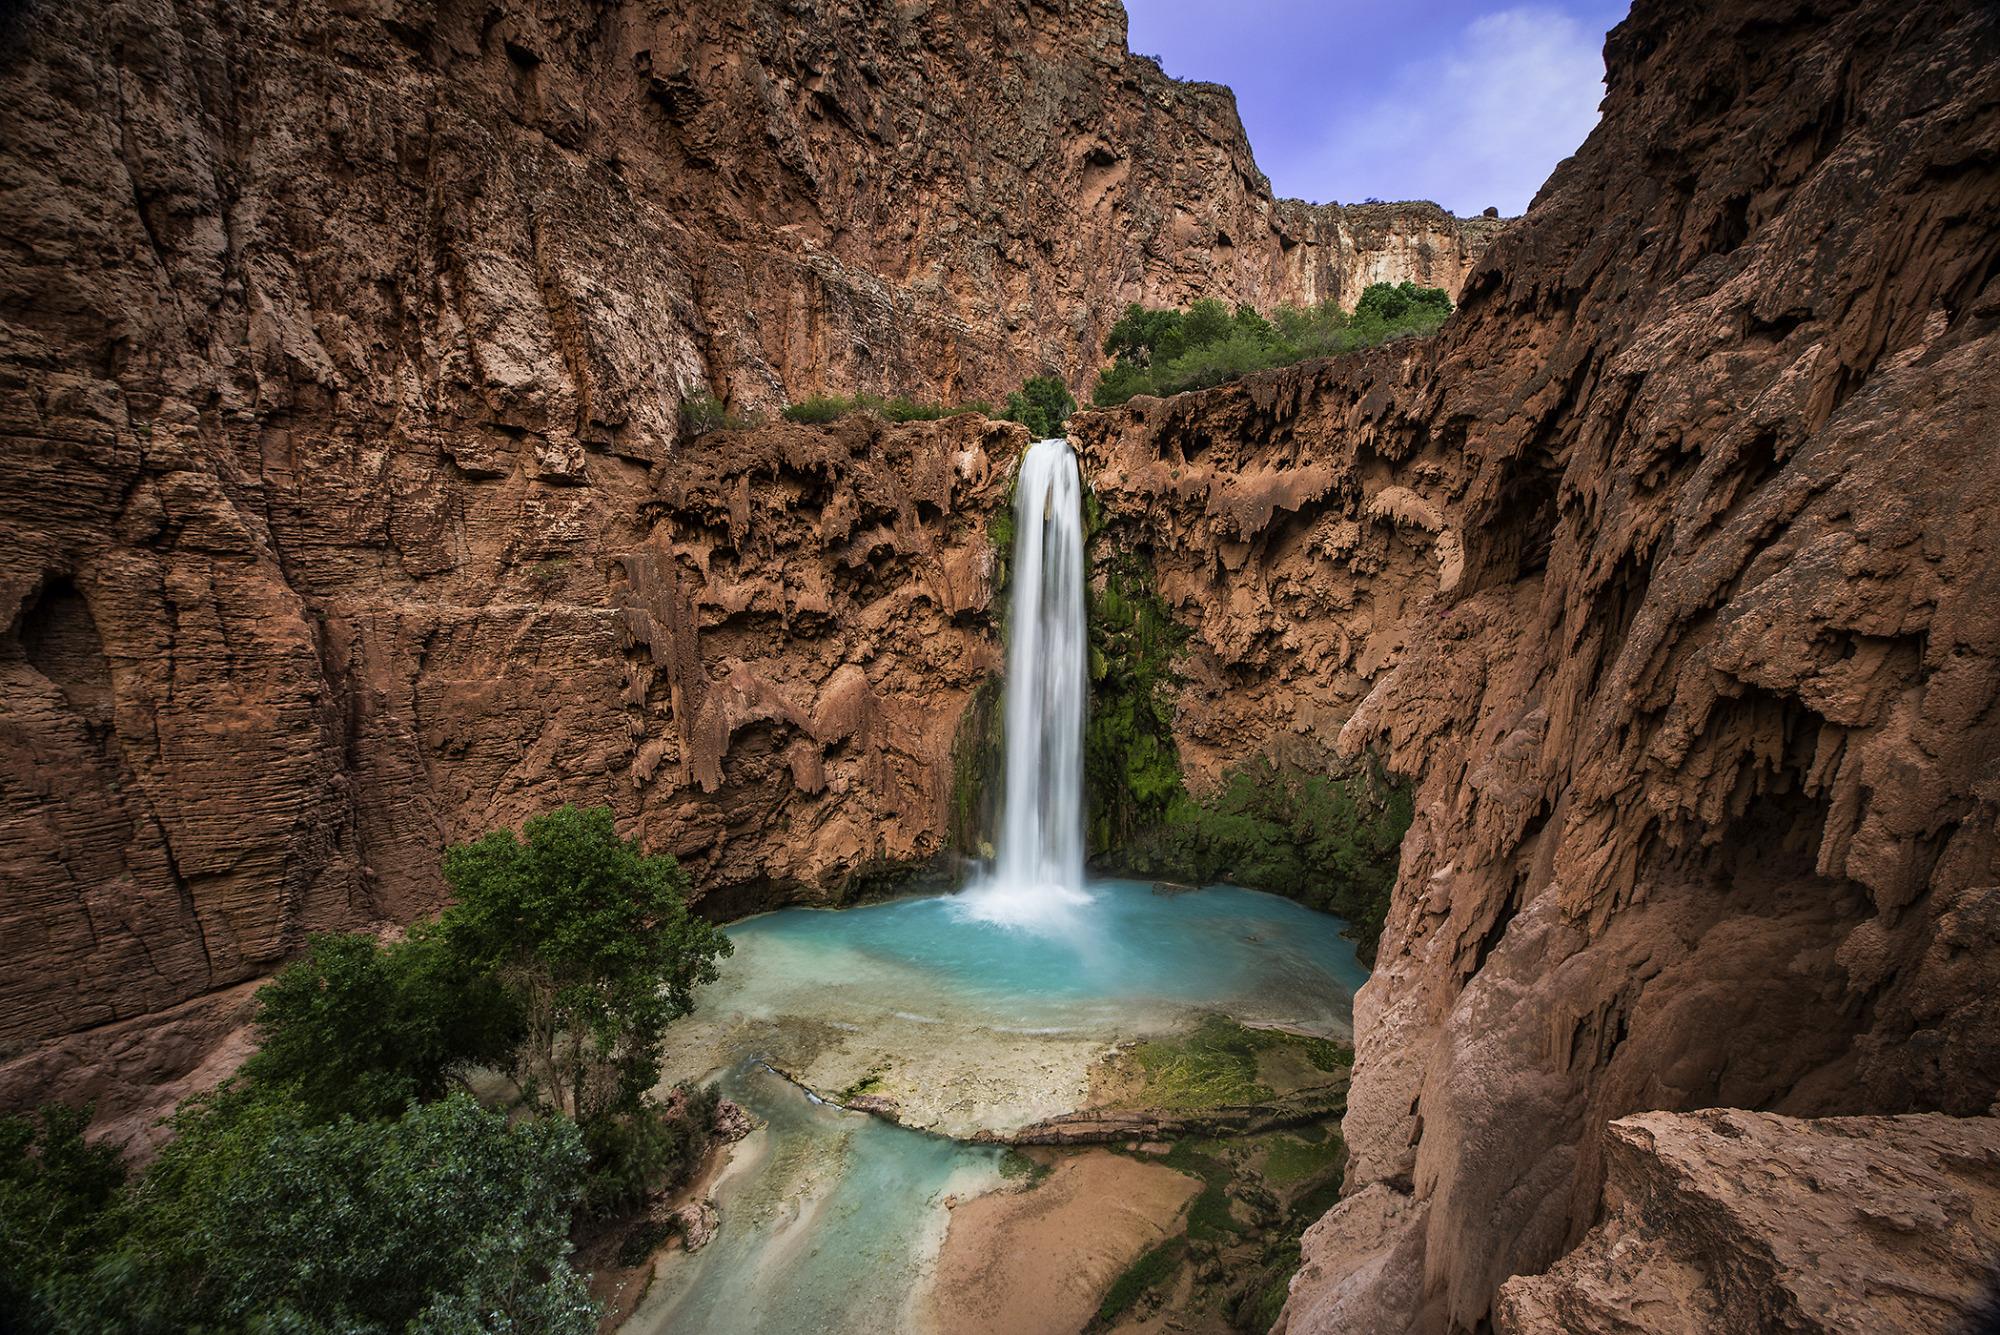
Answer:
top-left (0, 0), bottom-right (1491, 1117)
top-left (1073, 0), bottom-right (2000, 1329)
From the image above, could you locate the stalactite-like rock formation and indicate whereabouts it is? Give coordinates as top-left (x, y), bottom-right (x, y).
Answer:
top-left (1074, 0), bottom-right (2000, 1328)
top-left (0, 0), bottom-right (1489, 1121)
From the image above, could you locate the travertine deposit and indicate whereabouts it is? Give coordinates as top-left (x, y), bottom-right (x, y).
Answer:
top-left (1073, 0), bottom-right (2000, 1329)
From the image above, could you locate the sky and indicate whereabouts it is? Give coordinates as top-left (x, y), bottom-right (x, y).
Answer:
top-left (1121, 0), bottom-right (1632, 217)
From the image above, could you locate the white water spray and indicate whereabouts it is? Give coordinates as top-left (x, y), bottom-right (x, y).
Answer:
top-left (959, 437), bottom-right (1091, 928)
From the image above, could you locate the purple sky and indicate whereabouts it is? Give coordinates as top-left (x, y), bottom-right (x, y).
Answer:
top-left (1122, 1), bottom-right (1632, 216)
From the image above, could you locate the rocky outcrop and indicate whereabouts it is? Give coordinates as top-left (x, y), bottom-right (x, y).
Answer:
top-left (1075, 0), bottom-right (2000, 1329)
top-left (1494, 1109), bottom-right (2000, 1335)
top-left (0, 0), bottom-right (1491, 1118)
top-left (0, 408), bottom-right (1013, 1127)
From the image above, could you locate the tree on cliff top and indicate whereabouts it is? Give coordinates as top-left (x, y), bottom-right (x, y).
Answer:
top-left (1002, 373), bottom-right (1077, 439)
top-left (1092, 284), bottom-right (1452, 407)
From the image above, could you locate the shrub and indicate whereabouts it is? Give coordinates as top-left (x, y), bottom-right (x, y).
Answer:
top-left (680, 390), bottom-right (760, 435)
top-left (1092, 283), bottom-right (1452, 406)
top-left (72, 1092), bottom-right (596, 1334)
top-left (578, 1082), bottom-right (719, 1217)
top-left (0, 1104), bottom-right (126, 1330)
top-left (1000, 373), bottom-right (1077, 439)
top-left (242, 929), bottom-right (522, 1124)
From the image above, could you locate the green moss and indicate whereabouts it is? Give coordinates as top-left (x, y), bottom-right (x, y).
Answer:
top-left (1157, 1140), bottom-right (1244, 1242)
top-left (1123, 755), bottom-right (1414, 965)
top-left (1083, 551), bottom-right (1191, 853)
top-left (1096, 1236), bottom-right (1186, 1324)
top-left (1261, 1131), bottom-right (1345, 1187)
top-left (835, 1071), bottom-right (885, 1102)
top-left (948, 675), bottom-right (1004, 858)
top-left (998, 1148), bottom-right (1051, 1186)
top-left (1125, 1015), bottom-right (1302, 1111)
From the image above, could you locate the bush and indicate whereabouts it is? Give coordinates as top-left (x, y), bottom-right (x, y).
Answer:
top-left (70, 1091), bottom-right (596, 1334)
top-left (1000, 373), bottom-right (1077, 439)
top-left (0, 1104), bottom-right (126, 1330)
top-left (578, 1083), bottom-right (719, 1217)
top-left (242, 929), bottom-right (522, 1124)
top-left (1092, 283), bottom-right (1452, 406)
top-left (680, 390), bottom-right (760, 435)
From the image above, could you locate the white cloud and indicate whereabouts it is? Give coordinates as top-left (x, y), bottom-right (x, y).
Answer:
top-left (1300, 7), bottom-right (1607, 216)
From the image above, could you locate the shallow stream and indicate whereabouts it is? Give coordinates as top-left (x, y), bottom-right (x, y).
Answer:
top-left (627, 878), bottom-right (1367, 1334)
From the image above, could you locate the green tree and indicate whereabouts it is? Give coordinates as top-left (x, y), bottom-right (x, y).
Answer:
top-left (1001, 373), bottom-right (1077, 439)
top-left (1092, 285), bottom-right (1453, 406)
top-left (1090, 359), bottom-right (1156, 407)
top-left (1352, 280), bottom-right (1451, 323)
top-left (73, 1091), bottom-right (595, 1334)
top-left (437, 805), bottom-right (731, 1124)
top-left (0, 1104), bottom-right (126, 1330)
top-left (242, 929), bottom-right (523, 1123)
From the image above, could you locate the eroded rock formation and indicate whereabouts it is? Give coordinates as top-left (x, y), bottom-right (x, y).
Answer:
top-left (1074, 0), bottom-right (2000, 1328)
top-left (0, 0), bottom-right (1492, 1115)
top-left (1493, 1108), bottom-right (2000, 1335)
top-left (0, 407), bottom-right (1014, 1127)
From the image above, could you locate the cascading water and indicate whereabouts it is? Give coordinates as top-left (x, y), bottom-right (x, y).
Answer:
top-left (958, 437), bottom-right (1091, 927)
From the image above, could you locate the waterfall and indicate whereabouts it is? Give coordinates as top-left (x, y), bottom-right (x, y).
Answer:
top-left (959, 437), bottom-right (1091, 927)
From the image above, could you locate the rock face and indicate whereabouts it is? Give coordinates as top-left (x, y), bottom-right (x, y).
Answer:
top-left (0, 403), bottom-right (1015, 1126)
top-left (1074, 0), bottom-right (2000, 1329)
top-left (0, 0), bottom-right (1491, 1115)
top-left (1492, 1109), bottom-right (2000, 1335)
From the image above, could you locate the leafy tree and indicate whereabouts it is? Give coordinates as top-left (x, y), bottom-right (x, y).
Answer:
top-left (437, 805), bottom-right (731, 1126)
top-left (1001, 373), bottom-right (1077, 439)
top-left (1090, 359), bottom-right (1156, 408)
top-left (0, 1104), bottom-right (126, 1330)
top-left (1092, 284), bottom-right (1453, 407)
top-left (242, 928), bottom-right (523, 1123)
top-left (71, 1091), bottom-right (595, 1334)
top-left (1353, 280), bottom-right (1452, 323)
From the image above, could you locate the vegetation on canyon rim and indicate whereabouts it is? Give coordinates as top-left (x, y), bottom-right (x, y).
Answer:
top-left (1091, 282), bottom-right (1453, 407)
top-left (0, 806), bottom-right (727, 1334)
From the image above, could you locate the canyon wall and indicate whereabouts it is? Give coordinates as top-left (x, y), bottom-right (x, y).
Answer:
top-left (0, 0), bottom-right (1489, 1116)
top-left (1075, 0), bottom-right (2000, 1329)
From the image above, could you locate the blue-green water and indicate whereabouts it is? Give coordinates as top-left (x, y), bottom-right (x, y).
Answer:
top-left (737, 877), bottom-right (1369, 1026)
top-left (628, 879), bottom-right (1366, 1334)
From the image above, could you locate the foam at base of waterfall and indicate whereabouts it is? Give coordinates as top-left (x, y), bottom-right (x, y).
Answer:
top-left (950, 873), bottom-right (1093, 933)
